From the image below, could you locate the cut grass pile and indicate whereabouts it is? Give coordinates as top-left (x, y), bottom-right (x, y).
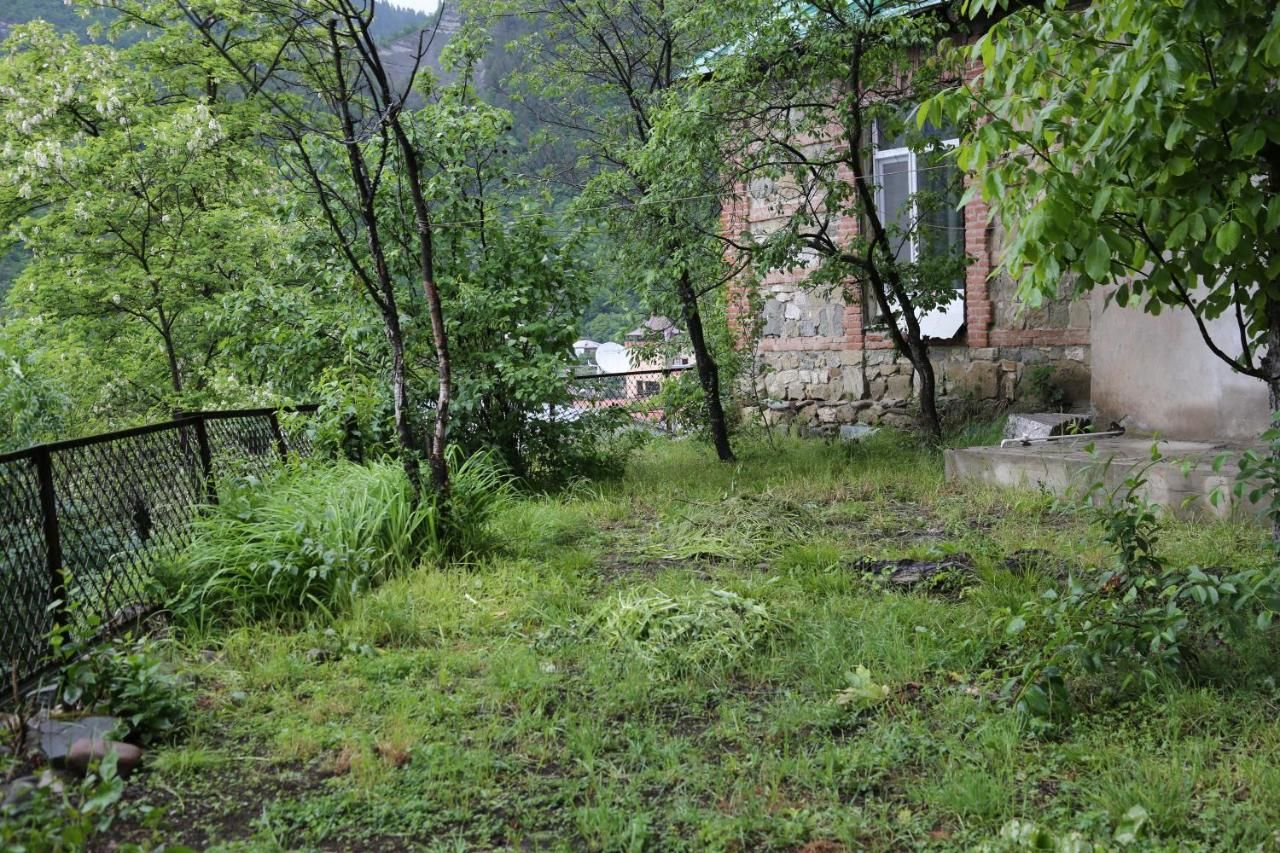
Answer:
top-left (50, 434), bottom-right (1280, 850)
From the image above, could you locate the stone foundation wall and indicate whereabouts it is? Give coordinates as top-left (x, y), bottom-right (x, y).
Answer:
top-left (753, 342), bottom-right (1091, 433)
top-left (728, 160), bottom-right (1094, 435)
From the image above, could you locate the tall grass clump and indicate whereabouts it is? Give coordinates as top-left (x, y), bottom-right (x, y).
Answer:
top-left (441, 445), bottom-right (513, 556)
top-left (166, 452), bottom-right (509, 630)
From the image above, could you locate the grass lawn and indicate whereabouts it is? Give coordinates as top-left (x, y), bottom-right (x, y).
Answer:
top-left (96, 434), bottom-right (1280, 851)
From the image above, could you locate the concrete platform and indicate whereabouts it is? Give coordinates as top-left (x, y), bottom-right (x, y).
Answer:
top-left (944, 437), bottom-right (1265, 520)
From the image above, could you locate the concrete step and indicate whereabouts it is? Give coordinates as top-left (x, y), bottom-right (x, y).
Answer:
top-left (944, 437), bottom-right (1264, 520)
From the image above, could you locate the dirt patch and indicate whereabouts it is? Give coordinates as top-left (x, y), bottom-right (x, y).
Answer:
top-left (89, 750), bottom-right (327, 851)
top-left (595, 555), bottom-right (713, 583)
top-left (825, 500), bottom-right (965, 545)
top-left (1002, 548), bottom-right (1073, 578)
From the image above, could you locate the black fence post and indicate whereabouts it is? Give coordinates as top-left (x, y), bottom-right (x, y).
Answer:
top-left (191, 414), bottom-right (219, 505)
top-left (267, 411), bottom-right (289, 459)
top-left (32, 446), bottom-right (66, 629)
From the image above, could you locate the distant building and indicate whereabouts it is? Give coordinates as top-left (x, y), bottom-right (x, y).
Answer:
top-left (625, 316), bottom-right (679, 344)
top-left (573, 339), bottom-right (600, 365)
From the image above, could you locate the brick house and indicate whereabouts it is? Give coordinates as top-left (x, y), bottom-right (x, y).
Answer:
top-left (716, 8), bottom-right (1094, 433)
top-left (715, 3), bottom-right (1277, 443)
top-left (723, 151), bottom-right (1093, 433)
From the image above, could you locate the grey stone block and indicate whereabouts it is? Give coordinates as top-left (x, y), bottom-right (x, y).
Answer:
top-left (1002, 413), bottom-right (1092, 442)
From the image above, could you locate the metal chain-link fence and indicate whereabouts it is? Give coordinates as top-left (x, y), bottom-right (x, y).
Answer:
top-left (0, 407), bottom-right (318, 689)
top-left (564, 367), bottom-right (693, 432)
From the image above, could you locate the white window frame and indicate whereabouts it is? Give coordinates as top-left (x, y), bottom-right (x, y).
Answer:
top-left (871, 126), bottom-right (961, 275)
top-left (868, 120), bottom-right (966, 339)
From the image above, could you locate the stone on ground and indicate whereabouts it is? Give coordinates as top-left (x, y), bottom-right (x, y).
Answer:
top-left (2, 775), bottom-right (39, 809)
top-left (65, 737), bottom-right (144, 778)
top-left (1002, 412), bottom-right (1092, 443)
top-left (859, 554), bottom-right (974, 590)
top-left (839, 424), bottom-right (880, 442)
top-left (28, 715), bottom-right (121, 768)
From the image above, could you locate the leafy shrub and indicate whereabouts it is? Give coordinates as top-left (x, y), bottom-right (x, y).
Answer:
top-left (986, 806), bottom-right (1149, 851)
top-left (166, 454), bottom-right (509, 629)
top-left (0, 753), bottom-right (124, 850)
top-left (834, 665), bottom-right (892, 711)
top-left (49, 614), bottom-right (191, 746)
top-left (1005, 454), bottom-right (1280, 719)
top-left (0, 324), bottom-right (72, 453)
top-left (444, 215), bottom-right (599, 484)
top-left (1025, 363), bottom-right (1068, 411)
top-left (592, 587), bottom-right (785, 677)
top-left (1231, 419), bottom-right (1280, 545)
top-left (648, 368), bottom-right (708, 435)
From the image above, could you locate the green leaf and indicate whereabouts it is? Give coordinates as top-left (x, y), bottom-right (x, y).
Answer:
top-left (1084, 235), bottom-right (1111, 280)
top-left (1114, 804), bottom-right (1149, 844)
top-left (1216, 220), bottom-right (1243, 255)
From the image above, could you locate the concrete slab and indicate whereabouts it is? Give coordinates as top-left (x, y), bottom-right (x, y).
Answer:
top-left (944, 437), bottom-right (1266, 520)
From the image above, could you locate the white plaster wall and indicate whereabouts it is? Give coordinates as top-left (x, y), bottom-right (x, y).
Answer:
top-left (1090, 287), bottom-right (1270, 441)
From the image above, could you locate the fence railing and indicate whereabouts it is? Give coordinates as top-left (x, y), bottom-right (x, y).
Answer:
top-left (565, 366), bottom-right (694, 431)
top-left (0, 406), bottom-right (318, 690)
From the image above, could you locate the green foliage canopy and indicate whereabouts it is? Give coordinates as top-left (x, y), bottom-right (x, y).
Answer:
top-left (936, 0), bottom-right (1280, 403)
top-left (0, 21), bottom-right (302, 415)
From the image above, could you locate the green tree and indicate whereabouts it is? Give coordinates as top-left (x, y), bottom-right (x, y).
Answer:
top-left (471, 0), bottom-right (743, 461)
top-left (936, 0), bottom-right (1280, 413)
top-left (411, 41), bottom-right (589, 480)
top-left (155, 0), bottom-right (458, 495)
top-left (0, 320), bottom-right (73, 451)
top-left (0, 21), bottom-right (291, 413)
top-left (705, 0), bottom-right (968, 441)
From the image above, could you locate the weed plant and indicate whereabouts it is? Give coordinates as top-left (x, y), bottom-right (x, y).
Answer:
top-left (592, 586), bottom-right (786, 677)
top-left (50, 624), bottom-right (191, 746)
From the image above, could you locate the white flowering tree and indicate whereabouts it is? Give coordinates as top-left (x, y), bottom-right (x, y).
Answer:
top-left (0, 22), bottom-right (293, 412)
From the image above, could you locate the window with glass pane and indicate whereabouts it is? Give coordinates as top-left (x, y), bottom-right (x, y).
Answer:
top-left (865, 109), bottom-right (964, 324)
top-left (919, 149), bottom-right (964, 288)
top-left (877, 153), bottom-right (912, 260)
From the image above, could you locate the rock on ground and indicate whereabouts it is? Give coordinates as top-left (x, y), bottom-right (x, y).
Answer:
top-left (28, 715), bottom-right (121, 768)
top-left (65, 737), bottom-right (144, 778)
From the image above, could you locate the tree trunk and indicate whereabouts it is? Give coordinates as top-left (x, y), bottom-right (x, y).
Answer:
top-left (384, 308), bottom-right (422, 495)
top-left (839, 45), bottom-right (944, 443)
top-left (159, 324), bottom-right (183, 395)
top-left (1265, 300), bottom-right (1280, 416)
top-left (677, 269), bottom-right (735, 462)
top-left (909, 341), bottom-right (943, 443)
top-left (322, 20), bottom-right (428, 498)
top-left (390, 119), bottom-right (451, 497)
top-left (1262, 300), bottom-right (1280, 542)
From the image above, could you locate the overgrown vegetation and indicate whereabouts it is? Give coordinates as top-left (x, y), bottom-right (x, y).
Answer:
top-left (0, 754), bottom-right (125, 851)
top-left (51, 616), bottom-right (192, 746)
top-left (10, 437), bottom-right (1276, 849)
top-left (1007, 453), bottom-right (1280, 724)
top-left (164, 454), bottom-right (508, 631)
top-left (4, 0), bottom-right (1280, 845)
